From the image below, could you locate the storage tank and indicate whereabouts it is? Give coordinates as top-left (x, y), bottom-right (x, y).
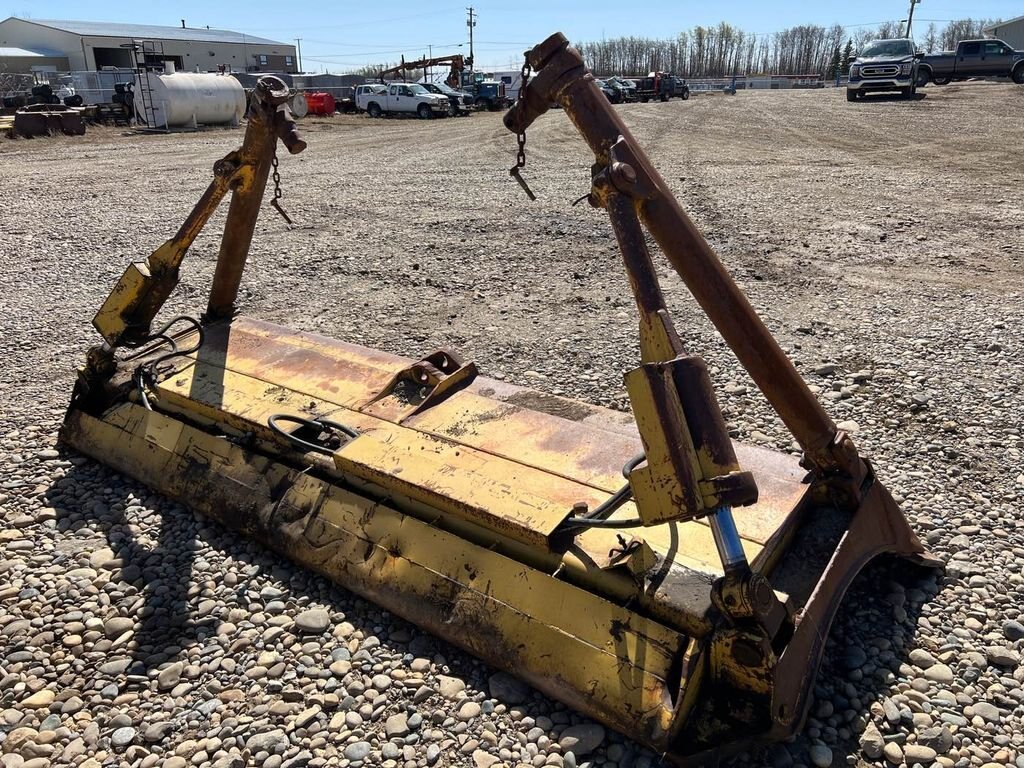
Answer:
top-left (289, 92), bottom-right (308, 118)
top-left (134, 72), bottom-right (246, 128)
top-left (304, 92), bottom-right (336, 115)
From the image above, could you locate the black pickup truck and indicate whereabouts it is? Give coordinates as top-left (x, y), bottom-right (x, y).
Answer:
top-left (919, 38), bottom-right (1024, 85)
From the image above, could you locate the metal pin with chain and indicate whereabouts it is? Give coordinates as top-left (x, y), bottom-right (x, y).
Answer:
top-left (508, 55), bottom-right (536, 201)
top-left (269, 151), bottom-right (293, 224)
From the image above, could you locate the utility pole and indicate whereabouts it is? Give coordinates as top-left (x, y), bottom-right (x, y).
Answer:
top-left (903, 0), bottom-right (921, 39)
top-left (428, 44), bottom-right (432, 82)
top-left (466, 7), bottom-right (476, 74)
top-left (295, 38), bottom-right (302, 73)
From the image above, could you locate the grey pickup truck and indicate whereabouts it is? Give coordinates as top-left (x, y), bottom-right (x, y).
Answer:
top-left (918, 39), bottom-right (1024, 85)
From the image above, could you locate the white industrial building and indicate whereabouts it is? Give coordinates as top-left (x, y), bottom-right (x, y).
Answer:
top-left (983, 15), bottom-right (1024, 49)
top-left (0, 17), bottom-right (296, 74)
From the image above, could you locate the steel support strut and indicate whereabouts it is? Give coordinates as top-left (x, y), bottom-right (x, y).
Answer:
top-left (504, 34), bottom-right (862, 488)
top-left (207, 77), bottom-right (306, 318)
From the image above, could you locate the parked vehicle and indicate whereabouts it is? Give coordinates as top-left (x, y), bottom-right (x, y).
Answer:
top-left (918, 39), bottom-right (1024, 85)
top-left (421, 81), bottom-right (475, 114)
top-left (607, 76), bottom-right (638, 101)
top-left (846, 39), bottom-right (922, 101)
top-left (354, 84), bottom-right (385, 113)
top-left (594, 79), bottom-right (621, 103)
top-left (356, 82), bottom-right (449, 118)
top-left (460, 71), bottom-right (510, 111)
top-left (629, 72), bottom-right (684, 102)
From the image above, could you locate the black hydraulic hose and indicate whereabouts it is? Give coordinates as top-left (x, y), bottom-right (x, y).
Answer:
top-left (560, 452), bottom-right (647, 532)
top-left (267, 414), bottom-right (359, 456)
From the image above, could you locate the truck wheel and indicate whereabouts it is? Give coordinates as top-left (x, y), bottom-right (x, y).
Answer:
top-left (368, 103), bottom-right (382, 118)
top-left (932, 76), bottom-right (951, 85)
top-left (417, 103), bottom-right (432, 119)
top-left (1013, 66), bottom-right (1024, 84)
top-left (916, 69), bottom-right (931, 87)
top-left (681, 90), bottom-right (690, 100)
top-left (477, 98), bottom-right (492, 111)
top-left (900, 87), bottom-right (914, 99)
top-left (846, 90), bottom-right (858, 102)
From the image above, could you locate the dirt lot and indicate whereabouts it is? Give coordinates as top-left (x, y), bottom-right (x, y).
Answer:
top-left (1, 82), bottom-right (1023, 768)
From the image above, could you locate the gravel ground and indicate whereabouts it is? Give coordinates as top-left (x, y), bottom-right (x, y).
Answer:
top-left (1, 81), bottom-right (1023, 768)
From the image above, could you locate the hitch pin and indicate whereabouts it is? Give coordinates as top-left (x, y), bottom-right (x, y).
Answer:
top-left (270, 198), bottom-right (294, 225)
top-left (509, 167), bottom-right (537, 201)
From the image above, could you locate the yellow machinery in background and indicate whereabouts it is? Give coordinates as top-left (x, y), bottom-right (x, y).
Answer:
top-left (61, 38), bottom-right (938, 766)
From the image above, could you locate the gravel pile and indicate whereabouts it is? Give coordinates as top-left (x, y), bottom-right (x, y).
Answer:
top-left (1, 83), bottom-right (1023, 768)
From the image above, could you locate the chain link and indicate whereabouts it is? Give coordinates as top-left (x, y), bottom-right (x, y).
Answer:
top-left (509, 53), bottom-right (536, 201)
top-left (270, 149), bottom-right (293, 224)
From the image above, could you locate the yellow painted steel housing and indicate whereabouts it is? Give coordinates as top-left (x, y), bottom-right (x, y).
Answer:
top-left (60, 48), bottom-right (937, 766)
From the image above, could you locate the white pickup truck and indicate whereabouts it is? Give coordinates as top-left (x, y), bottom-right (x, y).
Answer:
top-left (355, 82), bottom-right (450, 118)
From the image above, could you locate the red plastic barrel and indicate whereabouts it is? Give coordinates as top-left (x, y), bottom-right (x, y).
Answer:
top-left (305, 92), bottom-right (336, 116)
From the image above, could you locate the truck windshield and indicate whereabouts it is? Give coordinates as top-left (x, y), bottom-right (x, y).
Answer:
top-left (407, 84), bottom-right (429, 95)
top-left (860, 40), bottom-right (914, 57)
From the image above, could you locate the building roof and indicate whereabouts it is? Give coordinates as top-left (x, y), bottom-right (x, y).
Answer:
top-left (0, 46), bottom-right (64, 57)
top-left (983, 15), bottom-right (1024, 32)
top-left (4, 17), bottom-right (287, 46)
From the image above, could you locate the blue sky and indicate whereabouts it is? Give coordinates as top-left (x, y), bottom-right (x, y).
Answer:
top-left (6, 1), bottom-right (1020, 71)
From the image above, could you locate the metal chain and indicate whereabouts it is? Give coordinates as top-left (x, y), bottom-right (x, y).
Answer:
top-left (509, 53), bottom-right (536, 201)
top-left (270, 149), bottom-right (293, 224)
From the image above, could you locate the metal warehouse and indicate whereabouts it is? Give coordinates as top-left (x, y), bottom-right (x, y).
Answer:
top-left (0, 17), bottom-right (297, 73)
top-left (984, 15), bottom-right (1024, 49)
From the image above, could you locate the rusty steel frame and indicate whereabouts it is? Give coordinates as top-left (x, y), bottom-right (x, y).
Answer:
top-left (60, 51), bottom-right (942, 767)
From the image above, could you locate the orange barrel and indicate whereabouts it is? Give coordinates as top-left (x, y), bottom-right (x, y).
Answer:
top-left (305, 92), bottom-right (336, 115)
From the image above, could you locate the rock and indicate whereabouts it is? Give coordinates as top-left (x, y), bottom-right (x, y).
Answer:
top-left (908, 648), bottom-right (936, 669)
top-left (473, 750), bottom-right (500, 768)
top-left (343, 742), bottom-right (371, 762)
top-left (111, 727), bottom-right (136, 749)
top-left (158, 662), bottom-right (184, 690)
top-left (385, 713), bottom-right (409, 738)
top-left (458, 700), bottom-right (481, 721)
top-left (883, 741), bottom-right (903, 764)
top-left (20, 690), bottom-right (54, 709)
top-left (923, 663), bottom-right (954, 684)
top-left (860, 722), bottom-right (884, 759)
top-left (103, 617), bottom-right (134, 639)
top-left (917, 725), bottom-right (953, 754)
top-left (972, 701), bottom-right (1001, 722)
top-left (245, 730), bottom-right (287, 754)
top-left (808, 744), bottom-right (832, 768)
top-left (904, 744), bottom-right (937, 763)
top-left (558, 724), bottom-right (605, 757)
top-left (438, 675), bottom-right (465, 700)
top-left (4, 727), bottom-right (39, 754)
top-left (293, 609), bottom-right (330, 634)
top-left (985, 646), bottom-right (1020, 667)
top-left (843, 646), bottom-right (867, 669)
top-left (1002, 620), bottom-right (1024, 641)
top-left (488, 672), bottom-right (530, 704)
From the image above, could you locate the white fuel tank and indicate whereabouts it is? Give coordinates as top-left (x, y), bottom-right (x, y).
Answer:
top-left (135, 72), bottom-right (246, 128)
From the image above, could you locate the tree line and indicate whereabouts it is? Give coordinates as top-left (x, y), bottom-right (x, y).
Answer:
top-left (576, 17), bottom-right (1001, 79)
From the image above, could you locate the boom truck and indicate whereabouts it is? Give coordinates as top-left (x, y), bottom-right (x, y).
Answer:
top-left (62, 44), bottom-right (937, 767)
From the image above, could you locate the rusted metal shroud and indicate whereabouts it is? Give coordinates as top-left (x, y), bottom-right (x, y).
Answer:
top-left (60, 47), bottom-right (940, 767)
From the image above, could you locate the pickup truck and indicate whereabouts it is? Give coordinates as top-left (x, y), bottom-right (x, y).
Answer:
top-left (421, 82), bottom-right (474, 114)
top-left (355, 82), bottom-right (450, 118)
top-left (918, 39), bottom-right (1024, 85)
top-left (846, 38), bottom-right (922, 101)
top-left (629, 72), bottom-right (686, 102)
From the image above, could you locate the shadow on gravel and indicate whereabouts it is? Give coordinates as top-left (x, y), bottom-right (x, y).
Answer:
top-left (857, 92), bottom-right (928, 103)
top-left (47, 455), bottom-right (210, 677)
top-left (745, 555), bottom-right (942, 768)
